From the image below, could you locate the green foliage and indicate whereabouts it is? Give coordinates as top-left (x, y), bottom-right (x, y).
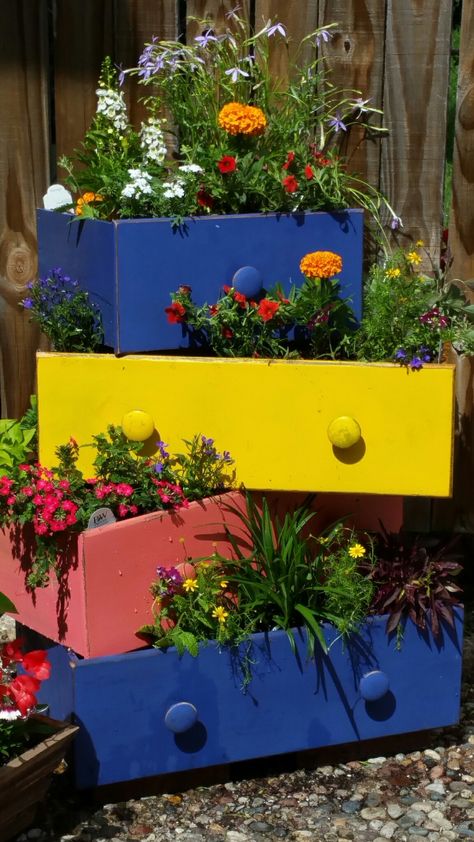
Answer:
top-left (354, 245), bottom-right (474, 366)
top-left (172, 434), bottom-right (235, 499)
top-left (0, 717), bottom-right (56, 766)
top-left (0, 397), bottom-right (37, 476)
top-left (0, 592), bottom-right (17, 617)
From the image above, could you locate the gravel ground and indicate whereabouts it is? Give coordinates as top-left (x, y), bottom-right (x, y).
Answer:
top-left (14, 608), bottom-right (474, 842)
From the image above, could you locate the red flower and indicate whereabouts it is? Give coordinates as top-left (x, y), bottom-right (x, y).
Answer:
top-left (282, 151), bottom-right (295, 170)
top-left (223, 285), bottom-right (232, 295)
top-left (209, 304), bottom-right (219, 316)
top-left (196, 187), bottom-right (214, 209)
top-left (257, 299), bottom-right (280, 321)
top-left (313, 150), bottom-right (331, 167)
top-left (217, 155), bottom-right (237, 174)
top-left (234, 291), bottom-right (247, 308)
top-left (165, 301), bottom-right (187, 324)
top-left (1, 638), bottom-right (24, 666)
top-left (7, 674), bottom-right (41, 715)
top-left (282, 175), bottom-right (299, 193)
top-left (22, 650), bottom-right (51, 681)
top-left (305, 164), bottom-right (314, 180)
top-left (221, 326), bottom-right (234, 339)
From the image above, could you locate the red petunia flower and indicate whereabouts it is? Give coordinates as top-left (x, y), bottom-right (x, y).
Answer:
top-left (221, 326), bottom-right (234, 339)
top-left (165, 302), bottom-right (187, 324)
top-left (217, 155), bottom-right (237, 174)
top-left (196, 187), bottom-right (214, 209)
top-left (305, 164), bottom-right (315, 180)
top-left (282, 151), bottom-right (296, 170)
top-left (22, 650), bottom-right (51, 681)
top-left (257, 299), bottom-right (280, 321)
top-left (223, 285), bottom-right (232, 295)
top-left (282, 175), bottom-right (299, 193)
top-left (7, 674), bottom-right (41, 716)
top-left (234, 291), bottom-right (247, 308)
top-left (209, 304), bottom-right (219, 316)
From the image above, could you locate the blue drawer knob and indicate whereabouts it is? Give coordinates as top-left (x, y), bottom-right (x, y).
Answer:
top-left (360, 670), bottom-right (390, 701)
top-left (232, 266), bottom-right (263, 298)
top-left (164, 702), bottom-right (198, 733)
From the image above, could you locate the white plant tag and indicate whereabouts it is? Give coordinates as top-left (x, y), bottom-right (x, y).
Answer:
top-left (87, 507), bottom-right (116, 530)
top-left (43, 184), bottom-right (73, 211)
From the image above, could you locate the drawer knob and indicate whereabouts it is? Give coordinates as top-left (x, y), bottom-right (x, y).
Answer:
top-left (164, 702), bottom-right (198, 733)
top-left (232, 266), bottom-right (263, 298)
top-left (360, 670), bottom-right (390, 701)
top-left (121, 409), bottom-right (155, 442)
top-left (327, 416), bottom-right (361, 449)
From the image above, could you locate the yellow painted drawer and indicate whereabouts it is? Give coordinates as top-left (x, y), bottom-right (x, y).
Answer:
top-left (37, 353), bottom-right (455, 496)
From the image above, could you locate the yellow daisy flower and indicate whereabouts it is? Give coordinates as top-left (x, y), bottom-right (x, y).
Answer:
top-left (219, 580), bottom-right (228, 589)
top-left (348, 543), bottom-right (366, 559)
top-left (212, 606), bottom-right (229, 623)
top-left (183, 578), bottom-right (198, 592)
top-left (385, 267), bottom-right (401, 279)
top-left (407, 251), bottom-right (422, 266)
top-left (416, 239), bottom-right (424, 247)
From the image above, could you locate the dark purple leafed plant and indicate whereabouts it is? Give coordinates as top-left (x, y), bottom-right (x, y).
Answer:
top-left (361, 527), bottom-right (463, 638)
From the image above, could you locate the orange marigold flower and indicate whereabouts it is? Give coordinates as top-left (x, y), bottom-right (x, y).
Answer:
top-left (299, 251), bottom-right (343, 280)
top-left (218, 102), bottom-right (267, 137)
top-left (75, 191), bottom-right (103, 215)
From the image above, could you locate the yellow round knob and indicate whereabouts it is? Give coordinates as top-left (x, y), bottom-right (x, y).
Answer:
top-left (327, 416), bottom-right (361, 449)
top-left (121, 410), bottom-right (155, 442)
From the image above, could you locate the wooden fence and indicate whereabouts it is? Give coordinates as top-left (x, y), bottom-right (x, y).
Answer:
top-left (0, 0), bottom-right (472, 425)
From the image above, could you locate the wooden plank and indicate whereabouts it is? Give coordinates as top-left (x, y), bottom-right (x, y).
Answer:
top-left (254, 0), bottom-right (319, 82)
top-left (54, 1), bottom-right (114, 161)
top-left (113, 1), bottom-right (179, 126)
top-left (380, 0), bottom-right (452, 257)
top-left (316, 0), bottom-right (387, 191)
top-left (186, 0), bottom-right (251, 41)
top-left (0, 1), bottom-right (50, 417)
top-left (448, 0), bottom-right (474, 282)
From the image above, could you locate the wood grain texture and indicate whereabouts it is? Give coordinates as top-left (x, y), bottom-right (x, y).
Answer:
top-left (448, 0), bottom-right (474, 282)
top-left (0, 1), bottom-right (50, 417)
top-left (255, 0), bottom-right (319, 82)
top-left (317, 0), bottom-right (387, 188)
top-left (186, 0), bottom-right (250, 40)
top-left (113, 1), bottom-right (178, 125)
top-left (54, 0), bottom-right (114, 161)
top-left (380, 0), bottom-right (452, 258)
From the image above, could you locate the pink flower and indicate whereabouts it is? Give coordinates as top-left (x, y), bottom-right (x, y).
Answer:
top-left (118, 504), bottom-right (129, 518)
top-left (116, 483), bottom-right (133, 497)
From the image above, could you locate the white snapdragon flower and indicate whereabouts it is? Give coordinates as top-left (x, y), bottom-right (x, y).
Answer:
top-left (162, 180), bottom-right (185, 200)
top-left (0, 708), bottom-right (22, 721)
top-left (178, 163), bottom-right (203, 174)
top-left (121, 168), bottom-right (153, 199)
top-left (96, 87), bottom-right (128, 132)
top-left (140, 118), bottom-right (167, 164)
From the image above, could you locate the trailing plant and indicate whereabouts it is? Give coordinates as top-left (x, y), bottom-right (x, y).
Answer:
top-left (0, 409), bottom-right (37, 477)
top-left (360, 527), bottom-right (463, 639)
top-left (21, 268), bottom-right (104, 352)
top-left (167, 250), bottom-right (357, 359)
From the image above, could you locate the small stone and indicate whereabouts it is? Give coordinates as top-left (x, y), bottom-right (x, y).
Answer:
top-left (462, 790), bottom-right (474, 799)
top-left (273, 829), bottom-right (288, 838)
top-left (365, 792), bottom-right (382, 807)
top-left (430, 765), bottom-right (445, 779)
top-left (450, 781), bottom-right (468, 792)
top-left (341, 801), bottom-right (361, 815)
top-left (387, 804), bottom-right (404, 819)
top-left (426, 781), bottom-right (446, 795)
top-left (318, 766), bottom-right (334, 775)
top-left (424, 750), bottom-right (442, 762)
top-left (408, 830), bottom-right (429, 837)
top-left (378, 821), bottom-right (398, 839)
top-left (360, 807), bottom-right (386, 821)
top-left (247, 821), bottom-right (273, 834)
top-left (456, 824), bottom-right (474, 839)
top-left (225, 833), bottom-right (249, 842)
top-left (369, 821), bottom-right (384, 831)
top-left (367, 757), bottom-right (386, 764)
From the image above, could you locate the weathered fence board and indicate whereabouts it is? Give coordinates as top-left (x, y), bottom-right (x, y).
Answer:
top-left (255, 0), bottom-right (319, 80)
top-left (0, 1), bottom-right (50, 417)
top-left (449, 0), bottom-right (474, 283)
top-left (186, 0), bottom-right (251, 39)
top-left (380, 0), bottom-right (452, 257)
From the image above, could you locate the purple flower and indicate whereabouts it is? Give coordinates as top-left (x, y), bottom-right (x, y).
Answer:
top-left (394, 348), bottom-right (407, 361)
top-left (410, 356), bottom-right (423, 371)
top-left (266, 22), bottom-right (286, 38)
top-left (22, 297), bottom-right (34, 309)
top-left (115, 63), bottom-right (126, 87)
top-left (201, 436), bottom-right (214, 448)
top-left (328, 112), bottom-right (347, 133)
top-left (153, 462), bottom-right (164, 474)
top-left (390, 214), bottom-right (403, 230)
top-left (194, 31), bottom-right (218, 48)
top-left (225, 66), bottom-right (250, 83)
top-left (156, 440), bottom-right (169, 459)
top-left (225, 4), bottom-right (241, 19)
top-left (316, 30), bottom-right (332, 47)
top-left (222, 451), bottom-right (233, 464)
top-left (352, 97), bottom-right (371, 116)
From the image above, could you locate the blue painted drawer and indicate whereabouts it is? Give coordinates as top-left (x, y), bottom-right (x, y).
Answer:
top-left (35, 610), bottom-right (463, 789)
top-left (36, 208), bottom-right (364, 354)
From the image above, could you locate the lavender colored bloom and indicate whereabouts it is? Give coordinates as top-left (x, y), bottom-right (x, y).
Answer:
top-left (22, 297), bottom-right (33, 309)
top-left (316, 29), bottom-right (332, 47)
top-left (116, 63), bottom-right (126, 87)
top-left (410, 356), bottom-right (423, 371)
top-left (194, 31), bottom-right (218, 48)
top-left (225, 4), bottom-right (241, 19)
top-left (26, 280), bottom-right (34, 289)
top-left (225, 66), bottom-right (250, 83)
top-left (156, 440), bottom-right (169, 459)
top-left (352, 96), bottom-right (371, 116)
top-left (222, 451), bottom-right (233, 463)
top-left (328, 111), bottom-right (347, 132)
top-left (390, 214), bottom-right (403, 230)
top-left (266, 22), bottom-right (286, 38)
top-left (153, 462), bottom-right (164, 474)
top-left (394, 348), bottom-right (407, 361)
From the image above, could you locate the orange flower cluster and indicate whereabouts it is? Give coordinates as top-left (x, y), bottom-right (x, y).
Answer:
top-left (75, 192), bottom-right (103, 215)
top-left (218, 102), bottom-right (267, 137)
top-left (299, 251), bottom-right (343, 280)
